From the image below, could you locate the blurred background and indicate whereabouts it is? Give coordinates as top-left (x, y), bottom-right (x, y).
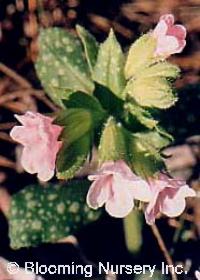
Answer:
top-left (0, 1), bottom-right (200, 279)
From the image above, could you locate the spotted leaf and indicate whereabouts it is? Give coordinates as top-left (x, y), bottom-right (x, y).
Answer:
top-left (9, 181), bottom-right (101, 249)
top-left (76, 25), bottom-right (99, 74)
top-left (93, 29), bottom-right (126, 97)
top-left (35, 28), bottom-right (94, 106)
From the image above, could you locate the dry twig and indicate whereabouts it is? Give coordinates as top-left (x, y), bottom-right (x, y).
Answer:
top-left (0, 63), bottom-right (31, 88)
top-left (0, 156), bottom-right (16, 169)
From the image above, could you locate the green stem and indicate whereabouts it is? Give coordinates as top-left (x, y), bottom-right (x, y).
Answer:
top-left (123, 209), bottom-right (143, 256)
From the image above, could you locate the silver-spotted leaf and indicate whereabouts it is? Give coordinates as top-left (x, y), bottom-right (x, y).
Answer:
top-left (76, 25), bottom-right (99, 74)
top-left (125, 77), bottom-right (177, 109)
top-left (9, 181), bottom-right (101, 249)
top-left (35, 28), bottom-right (94, 106)
top-left (93, 29), bottom-right (126, 97)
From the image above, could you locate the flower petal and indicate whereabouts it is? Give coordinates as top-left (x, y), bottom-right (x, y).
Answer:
top-left (14, 112), bottom-right (38, 126)
top-left (21, 147), bottom-right (38, 174)
top-left (105, 174), bottom-right (134, 218)
top-left (145, 190), bottom-right (160, 225)
top-left (161, 185), bottom-right (195, 217)
top-left (160, 14), bottom-right (174, 26)
top-left (153, 19), bottom-right (168, 37)
top-left (38, 168), bottom-right (55, 182)
top-left (10, 126), bottom-right (30, 145)
top-left (175, 39), bottom-right (186, 53)
top-left (87, 176), bottom-right (111, 209)
top-left (101, 160), bottom-right (136, 179)
top-left (88, 160), bottom-right (137, 181)
top-left (127, 179), bottom-right (152, 202)
top-left (168, 25), bottom-right (186, 40)
top-left (155, 35), bottom-right (179, 56)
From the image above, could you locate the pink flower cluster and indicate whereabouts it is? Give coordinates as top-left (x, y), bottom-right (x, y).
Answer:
top-left (10, 112), bottom-right (62, 181)
top-left (10, 112), bottom-right (195, 224)
top-left (152, 14), bottom-right (186, 58)
top-left (87, 161), bottom-right (196, 224)
top-left (87, 161), bottom-right (151, 218)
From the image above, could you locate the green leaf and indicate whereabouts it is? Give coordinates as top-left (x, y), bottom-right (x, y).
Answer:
top-left (98, 117), bottom-right (127, 163)
top-left (125, 77), bottom-right (177, 109)
top-left (125, 102), bottom-right (158, 129)
top-left (56, 109), bottom-right (93, 146)
top-left (94, 83), bottom-right (124, 119)
top-left (35, 28), bottom-right (94, 106)
top-left (9, 181), bottom-right (101, 249)
top-left (125, 34), bottom-right (157, 79)
top-left (76, 25), bottom-right (99, 74)
top-left (128, 137), bottom-right (164, 178)
top-left (93, 29), bottom-right (126, 97)
top-left (55, 92), bottom-right (107, 179)
top-left (56, 132), bottom-right (91, 179)
top-left (62, 91), bottom-right (106, 123)
top-left (127, 131), bottom-right (171, 178)
top-left (155, 126), bottom-right (174, 142)
top-left (134, 131), bottom-right (171, 155)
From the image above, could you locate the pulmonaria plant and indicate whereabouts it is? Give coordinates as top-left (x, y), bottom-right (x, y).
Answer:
top-left (10, 14), bottom-right (195, 225)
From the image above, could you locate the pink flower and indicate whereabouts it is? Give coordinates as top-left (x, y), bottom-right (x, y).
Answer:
top-left (10, 111), bottom-right (62, 181)
top-left (152, 14), bottom-right (186, 58)
top-left (195, 271), bottom-right (200, 280)
top-left (87, 160), bottom-right (151, 218)
top-left (145, 173), bottom-right (196, 225)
